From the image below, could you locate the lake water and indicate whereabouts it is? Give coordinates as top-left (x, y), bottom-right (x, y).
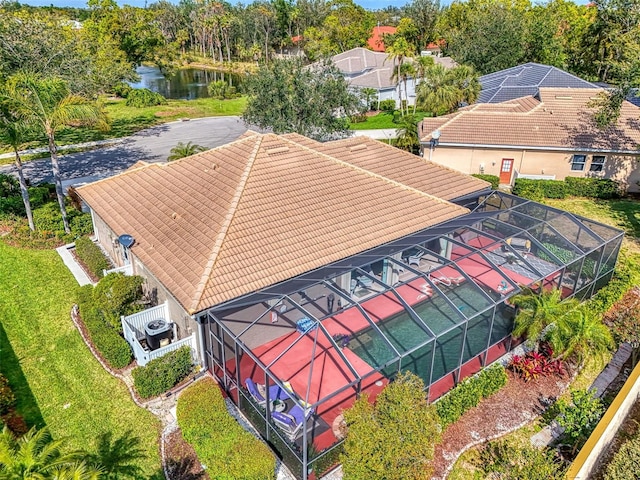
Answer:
top-left (130, 65), bottom-right (243, 100)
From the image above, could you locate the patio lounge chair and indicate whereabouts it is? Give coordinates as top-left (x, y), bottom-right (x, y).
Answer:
top-left (272, 404), bottom-right (315, 438)
top-left (245, 378), bottom-right (291, 406)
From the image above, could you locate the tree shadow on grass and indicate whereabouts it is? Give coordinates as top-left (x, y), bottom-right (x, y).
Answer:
top-left (0, 321), bottom-right (45, 429)
top-left (607, 199), bottom-right (640, 239)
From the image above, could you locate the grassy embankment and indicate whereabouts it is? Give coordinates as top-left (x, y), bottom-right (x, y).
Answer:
top-left (0, 241), bottom-right (162, 477)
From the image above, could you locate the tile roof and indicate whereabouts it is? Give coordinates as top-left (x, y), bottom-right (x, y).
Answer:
top-left (419, 88), bottom-right (640, 153)
top-left (78, 133), bottom-right (485, 313)
top-left (367, 26), bottom-right (396, 52)
top-left (313, 136), bottom-right (490, 201)
top-left (332, 48), bottom-right (391, 74)
top-left (479, 63), bottom-right (598, 103)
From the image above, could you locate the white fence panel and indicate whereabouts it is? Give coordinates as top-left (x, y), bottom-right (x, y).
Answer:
top-left (103, 264), bottom-right (133, 277)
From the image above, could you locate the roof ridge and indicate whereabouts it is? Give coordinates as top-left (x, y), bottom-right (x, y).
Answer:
top-left (281, 136), bottom-right (468, 209)
top-left (189, 135), bottom-right (264, 313)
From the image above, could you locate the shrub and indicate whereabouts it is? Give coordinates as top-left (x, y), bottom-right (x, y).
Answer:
top-left (77, 284), bottom-right (133, 369)
top-left (132, 346), bottom-right (193, 398)
top-left (112, 82), bottom-right (133, 98)
top-left (125, 88), bottom-right (167, 108)
top-left (31, 202), bottom-right (92, 236)
top-left (75, 236), bottom-right (111, 279)
top-left (479, 440), bottom-right (566, 479)
top-left (565, 177), bottom-right (620, 199)
top-left (350, 113), bottom-right (367, 123)
top-left (92, 273), bottom-right (144, 330)
top-left (512, 178), bottom-right (545, 201)
top-left (0, 173), bottom-right (19, 198)
top-left (509, 345), bottom-right (565, 382)
top-left (177, 377), bottom-right (276, 480)
top-left (435, 364), bottom-right (508, 428)
top-left (555, 389), bottom-right (604, 448)
top-left (471, 174), bottom-right (500, 189)
top-left (604, 433), bottom-right (640, 480)
top-left (378, 99), bottom-right (396, 112)
top-left (0, 374), bottom-right (16, 415)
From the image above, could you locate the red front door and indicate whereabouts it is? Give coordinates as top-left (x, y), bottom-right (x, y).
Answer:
top-left (499, 158), bottom-right (514, 184)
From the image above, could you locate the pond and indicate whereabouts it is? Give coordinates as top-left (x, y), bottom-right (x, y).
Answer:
top-left (129, 65), bottom-right (243, 100)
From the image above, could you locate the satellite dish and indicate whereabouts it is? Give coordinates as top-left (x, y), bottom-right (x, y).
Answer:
top-left (118, 234), bottom-right (135, 248)
top-left (431, 130), bottom-right (441, 140)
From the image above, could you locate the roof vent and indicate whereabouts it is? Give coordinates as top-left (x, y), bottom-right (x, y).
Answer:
top-left (118, 234), bottom-right (135, 248)
top-left (349, 143), bottom-right (368, 152)
top-left (266, 146), bottom-right (290, 155)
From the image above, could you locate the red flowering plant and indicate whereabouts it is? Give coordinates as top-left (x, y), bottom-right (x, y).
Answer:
top-left (510, 343), bottom-right (565, 382)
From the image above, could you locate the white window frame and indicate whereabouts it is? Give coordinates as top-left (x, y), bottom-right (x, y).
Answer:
top-left (571, 154), bottom-right (587, 171)
top-left (590, 155), bottom-right (606, 172)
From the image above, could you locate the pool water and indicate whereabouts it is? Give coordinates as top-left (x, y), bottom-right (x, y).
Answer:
top-left (348, 283), bottom-right (510, 385)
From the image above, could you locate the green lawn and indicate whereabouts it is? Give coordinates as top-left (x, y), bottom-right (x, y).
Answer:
top-left (0, 242), bottom-right (161, 477)
top-left (544, 197), bottom-right (640, 253)
top-left (349, 110), bottom-right (432, 130)
top-left (0, 96), bottom-right (248, 154)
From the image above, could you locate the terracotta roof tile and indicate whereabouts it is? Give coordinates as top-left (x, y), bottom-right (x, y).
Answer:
top-left (78, 133), bottom-right (484, 313)
top-left (419, 88), bottom-right (640, 152)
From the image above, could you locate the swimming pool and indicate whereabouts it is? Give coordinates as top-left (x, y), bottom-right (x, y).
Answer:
top-left (348, 283), bottom-right (507, 385)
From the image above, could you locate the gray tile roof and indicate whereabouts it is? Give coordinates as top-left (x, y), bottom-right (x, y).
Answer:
top-left (479, 63), bottom-right (598, 103)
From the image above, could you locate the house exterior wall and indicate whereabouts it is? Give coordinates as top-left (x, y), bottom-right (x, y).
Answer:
top-left (425, 145), bottom-right (640, 192)
top-left (91, 210), bottom-right (201, 360)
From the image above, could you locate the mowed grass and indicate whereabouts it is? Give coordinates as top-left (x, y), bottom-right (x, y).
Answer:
top-left (1, 96), bottom-right (248, 153)
top-left (349, 110), bottom-right (432, 130)
top-left (544, 197), bottom-right (640, 253)
top-left (0, 242), bottom-right (161, 476)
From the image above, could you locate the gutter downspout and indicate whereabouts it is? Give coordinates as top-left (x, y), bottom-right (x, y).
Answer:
top-left (194, 314), bottom-right (207, 371)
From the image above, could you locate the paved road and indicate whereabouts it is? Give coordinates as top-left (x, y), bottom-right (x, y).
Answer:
top-left (0, 116), bottom-right (249, 187)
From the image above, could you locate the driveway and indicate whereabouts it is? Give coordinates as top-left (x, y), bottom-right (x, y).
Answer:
top-left (0, 116), bottom-right (249, 187)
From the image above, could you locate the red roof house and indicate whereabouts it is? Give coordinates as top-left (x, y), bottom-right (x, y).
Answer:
top-left (367, 25), bottom-right (396, 52)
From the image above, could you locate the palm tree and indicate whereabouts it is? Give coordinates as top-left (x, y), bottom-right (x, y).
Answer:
top-left (6, 73), bottom-right (108, 234)
top-left (413, 56), bottom-right (435, 114)
top-left (392, 62), bottom-right (416, 116)
top-left (386, 37), bottom-right (414, 116)
top-left (0, 103), bottom-right (34, 230)
top-left (0, 426), bottom-right (95, 478)
top-left (395, 114), bottom-right (420, 154)
top-left (167, 141), bottom-right (207, 161)
top-left (86, 431), bottom-right (146, 479)
top-left (511, 287), bottom-right (579, 348)
top-left (416, 64), bottom-right (481, 116)
top-left (548, 309), bottom-right (613, 363)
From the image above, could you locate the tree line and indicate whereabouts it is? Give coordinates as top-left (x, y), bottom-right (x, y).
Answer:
top-left (1, 0), bottom-right (638, 89)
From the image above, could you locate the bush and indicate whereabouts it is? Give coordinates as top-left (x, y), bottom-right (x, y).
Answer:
top-left (555, 389), bottom-right (604, 447)
top-left (132, 346), bottom-right (193, 398)
top-left (0, 173), bottom-right (19, 198)
top-left (378, 99), bottom-right (396, 112)
top-left (471, 174), bottom-right (500, 189)
top-left (112, 82), bottom-right (133, 98)
top-left (177, 377), bottom-right (276, 480)
top-left (565, 177), bottom-right (621, 199)
top-left (0, 374), bottom-right (16, 415)
top-left (350, 113), bottom-right (367, 123)
top-left (75, 236), bottom-right (111, 279)
top-left (76, 283), bottom-right (133, 369)
top-left (512, 178), bottom-right (567, 200)
top-left (31, 202), bottom-right (92, 236)
top-left (604, 433), bottom-right (640, 480)
top-left (509, 345), bottom-right (565, 382)
top-left (125, 88), bottom-right (167, 108)
top-left (435, 364), bottom-right (508, 428)
top-left (92, 273), bottom-right (144, 330)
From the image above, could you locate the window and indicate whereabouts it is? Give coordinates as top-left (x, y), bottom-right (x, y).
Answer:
top-left (590, 155), bottom-right (606, 172)
top-left (571, 154), bottom-right (586, 171)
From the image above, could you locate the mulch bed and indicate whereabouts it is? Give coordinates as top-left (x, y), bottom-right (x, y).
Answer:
top-left (165, 429), bottom-right (210, 480)
top-left (431, 367), bottom-right (575, 479)
top-left (69, 247), bottom-right (101, 284)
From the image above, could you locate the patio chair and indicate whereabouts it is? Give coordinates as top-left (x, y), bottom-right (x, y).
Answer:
top-left (506, 237), bottom-right (531, 253)
top-left (271, 404), bottom-right (315, 439)
top-left (245, 378), bottom-right (290, 406)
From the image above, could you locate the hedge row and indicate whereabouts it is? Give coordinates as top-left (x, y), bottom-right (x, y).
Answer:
top-left (75, 236), bottom-right (112, 279)
top-left (604, 432), bottom-right (640, 480)
top-left (132, 346), bottom-right (193, 398)
top-left (586, 254), bottom-right (640, 317)
top-left (77, 282), bottom-right (133, 369)
top-left (435, 364), bottom-right (508, 428)
top-left (177, 377), bottom-right (276, 480)
top-left (92, 273), bottom-right (144, 331)
top-left (471, 174), bottom-right (500, 189)
top-left (512, 177), bottom-right (621, 201)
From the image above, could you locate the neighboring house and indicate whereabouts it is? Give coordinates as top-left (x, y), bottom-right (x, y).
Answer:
top-left (478, 62), bottom-right (599, 103)
top-left (419, 87), bottom-right (640, 191)
top-left (332, 47), bottom-right (456, 108)
top-left (77, 132), bottom-right (622, 480)
top-left (367, 25), bottom-right (396, 52)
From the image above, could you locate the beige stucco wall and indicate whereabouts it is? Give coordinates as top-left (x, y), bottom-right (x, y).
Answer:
top-left (425, 146), bottom-right (640, 192)
top-left (91, 211), bottom-right (198, 347)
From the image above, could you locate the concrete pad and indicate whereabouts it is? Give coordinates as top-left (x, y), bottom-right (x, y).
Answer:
top-left (56, 243), bottom-right (93, 286)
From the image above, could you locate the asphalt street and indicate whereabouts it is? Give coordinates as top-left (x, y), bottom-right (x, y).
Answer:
top-left (0, 116), bottom-right (250, 187)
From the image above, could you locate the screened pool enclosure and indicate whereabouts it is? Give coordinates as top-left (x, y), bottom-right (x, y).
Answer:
top-left (200, 192), bottom-right (623, 479)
